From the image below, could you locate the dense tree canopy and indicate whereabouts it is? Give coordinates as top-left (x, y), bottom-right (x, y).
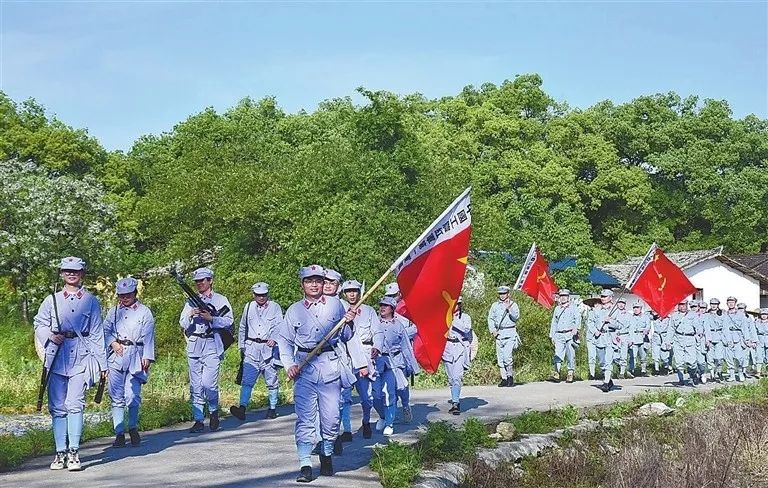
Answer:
top-left (1, 75), bottom-right (766, 308)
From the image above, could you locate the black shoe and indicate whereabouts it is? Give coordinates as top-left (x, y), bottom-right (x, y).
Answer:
top-left (296, 466), bottom-right (314, 483)
top-left (230, 405), bottom-right (246, 421)
top-left (506, 376), bottom-right (515, 387)
top-left (449, 403), bottom-right (460, 415)
top-left (266, 408), bottom-right (277, 419)
top-left (498, 379), bottom-right (507, 387)
top-left (112, 433), bottom-right (126, 448)
top-left (333, 437), bottom-right (343, 456)
top-left (320, 454), bottom-right (333, 476)
top-left (189, 421), bottom-right (205, 433)
top-left (311, 441), bottom-right (322, 456)
top-left (589, 374), bottom-right (595, 380)
top-left (209, 410), bottom-right (220, 432)
top-left (362, 422), bottom-right (372, 439)
top-left (339, 431), bottom-right (353, 443)
top-left (128, 428), bottom-right (140, 447)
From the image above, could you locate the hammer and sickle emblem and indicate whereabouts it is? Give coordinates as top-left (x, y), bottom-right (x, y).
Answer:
top-left (536, 272), bottom-right (547, 283)
top-left (441, 291), bottom-right (458, 338)
top-left (657, 273), bottom-right (667, 291)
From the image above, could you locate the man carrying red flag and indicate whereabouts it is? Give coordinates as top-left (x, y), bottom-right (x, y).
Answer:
top-left (393, 188), bottom-right (472, 375)
top-left (514, 243), bottom-right (557, 309)
top-left (627, 243), bottom-right (697, 318)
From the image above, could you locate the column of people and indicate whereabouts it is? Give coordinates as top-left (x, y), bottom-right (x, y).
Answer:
top-left (33, 258), bottom-right (476, 483)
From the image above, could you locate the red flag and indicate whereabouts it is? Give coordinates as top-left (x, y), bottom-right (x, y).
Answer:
top-left (514, 243), bottom-right (557, 308)
top-left (627, 243), bottom-right (697, 318)
top-left (394, 188), bottom-right (472, 374)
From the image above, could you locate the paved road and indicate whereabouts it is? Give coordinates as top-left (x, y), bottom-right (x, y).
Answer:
top-left (1, 374), bottom-right (745, 487)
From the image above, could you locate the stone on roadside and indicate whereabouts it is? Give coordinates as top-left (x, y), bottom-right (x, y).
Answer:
top-left (488, 432), bottom-right (503, 440)
top-left (674, 397), bottom-right (687, 408)
top-left (495, 421), bottom-right (517, 441)
top-left (637, 402), bottom-right (674, 417)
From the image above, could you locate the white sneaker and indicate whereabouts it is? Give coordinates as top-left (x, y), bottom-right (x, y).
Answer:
top-left (50, 452), bottom-right (67, 470)
top-left (375, 419), bottom-right (385, 431)
top-left (383, 426), bottom-right (394, 436)
top-left (403, 406), bottom-right (412, 423)
top-left (66, 449), bottom-right (81, 471)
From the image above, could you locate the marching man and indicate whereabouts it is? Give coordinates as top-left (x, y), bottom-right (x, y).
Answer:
top-left (276, 265), bottom-right (362, 482)
top-left (230, 282), bottom-right (283, 421)
top-left (104, 277), bottom-right (155, 447)
top-left (371, 296), bottom-right (420, 433)
top-left (339, 279), bottom-right (378, 439)
top-left (179, 267), bottom-right (234, 433)
top-left (487, 285), bottom-right (520, 387)
top-left (549, 289), bottom-right (579, 383)
top-left (34, 257), bottom-right (107, 471)
top-left (443, 296), bottom-right (473, 413)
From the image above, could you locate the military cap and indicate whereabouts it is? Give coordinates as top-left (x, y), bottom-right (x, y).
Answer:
top-left (726, 296), bottom-right (737, 302)
top-left (192, 267), bottom-right (213, 280)
top-left (341, 280), bottom-right (363, 292)
top-left (299, 264), bottom-right (325, 280)
top-left (497, 285), bottom-right (511, 294)
top-left (324, 269), bottom-right (342, 282)
top-left (600, 289), bottom-right (614, 297)
top-left (251, 282), bottom-right (269, 294)
top-left (116, 277), bottom-right (138, 294)
top-left (457, 295), bottom-right (463, 303)
top-left (737, 303), bottom-right (747, 310)
top-left (59, 256), bottom-right (86, 271)
top-left (760, 308), bottom-right (768, 315)
top-left (710, 298), bottom-right (721, 305)
top-left (689, 300), bottom-right (699, 307)
top-left (558, 289), bottom-right (571, 296)
top-left (633, 302), bottom-right (643, 308)
top-left (385, 283), bottom-right (400, 296)
top-left (379, 296), bottom-right (398, 308)
top-left (617, 297), bottom-right (626, 304)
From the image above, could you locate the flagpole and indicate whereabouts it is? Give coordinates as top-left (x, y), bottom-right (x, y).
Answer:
top-left (514, 242), bottom-right (537, 290)
top-left (294, 187), bottom-right (472, 375)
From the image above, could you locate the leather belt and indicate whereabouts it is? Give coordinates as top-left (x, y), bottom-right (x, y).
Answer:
top-left (59, 331), bottom-right (89, 339)
top-left (362, 340), bottom-right (374, 346)
top-left (117, 339), bottom-right (143, 346)
top-left (191, 332), bottom-right (215, 339)
top-left (678, 332), bottom-right (696, 336)
top-left (446, 338), bottom-right (461, 343)
top-left (298, 345), bottom-right (334, 354)
top-left (382, 351), bottom-right (401, 357)
top-left (246, 337), bottom-right (269, 344)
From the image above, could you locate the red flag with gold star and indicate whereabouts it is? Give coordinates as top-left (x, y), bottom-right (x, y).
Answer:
top-left (394, 188), bottom-right (472, 373)
top-left (627, 243), bottom-right (697, 318)
top-left (514, 243), bottom-right (557, 309)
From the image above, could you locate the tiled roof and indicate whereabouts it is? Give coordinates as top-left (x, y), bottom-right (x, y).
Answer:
top-left (718, 254), bottom-right (768, 284)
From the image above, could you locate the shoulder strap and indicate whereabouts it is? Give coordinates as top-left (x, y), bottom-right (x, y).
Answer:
top-left (245, 302), bottom-right (251, 329)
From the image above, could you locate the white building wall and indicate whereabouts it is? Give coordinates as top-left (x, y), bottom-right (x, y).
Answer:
top-left (686, 259), bottom-right (760, 310)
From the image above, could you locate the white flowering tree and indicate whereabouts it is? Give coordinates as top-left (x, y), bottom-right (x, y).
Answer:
top-left (0, 159), bottom-right (123, 321)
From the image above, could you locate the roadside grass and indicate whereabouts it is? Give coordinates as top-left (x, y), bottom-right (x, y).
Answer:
top-left (372, 379), bottom-right (768, 488)
top-left (507, 404), bottom-right (580, 435)
top-left (370, 417), bottom-right (496, 488)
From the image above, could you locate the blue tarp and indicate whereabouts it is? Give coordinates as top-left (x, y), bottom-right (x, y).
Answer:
top-left (550, 257), bottom-right (619, 286)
